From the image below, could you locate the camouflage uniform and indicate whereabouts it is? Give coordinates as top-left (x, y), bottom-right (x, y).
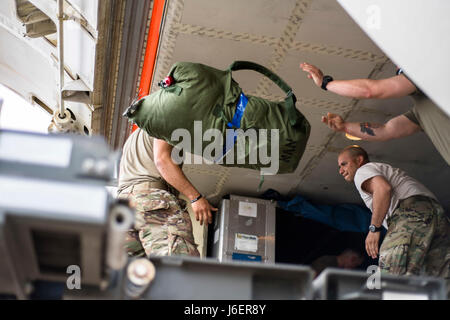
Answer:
top-left (118, 185), bottom-right (199, 258)
top-left (379, 195), bottom-right (450, 285)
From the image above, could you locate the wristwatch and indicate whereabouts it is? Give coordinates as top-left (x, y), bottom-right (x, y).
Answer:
top-left (190, 194), bottom-right (203, 204)
top-left (321, 75), bottom-right (334, 90)
top-left (369, 224), bottom-right (383, 233)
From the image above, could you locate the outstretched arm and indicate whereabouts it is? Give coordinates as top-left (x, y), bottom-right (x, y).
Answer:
top-left (321, 113), bottom-right (421, 141)
top-left (153, 139), bottom-right (217, 225)
top-left (300, 62), bottom-right (417, 99)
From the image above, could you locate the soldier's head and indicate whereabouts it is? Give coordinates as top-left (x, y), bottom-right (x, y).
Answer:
top-left (337, 145), bottom-right (369, 182)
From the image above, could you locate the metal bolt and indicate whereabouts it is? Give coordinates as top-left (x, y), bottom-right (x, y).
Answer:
top-left (124, 259), bottom-right (155, 299)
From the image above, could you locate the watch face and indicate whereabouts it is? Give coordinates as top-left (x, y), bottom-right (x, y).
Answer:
top-left (369, 225), bottom-right (375, 232)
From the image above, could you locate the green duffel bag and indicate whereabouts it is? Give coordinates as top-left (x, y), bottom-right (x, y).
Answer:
top-left (124, 61), bottom-right (310, 175)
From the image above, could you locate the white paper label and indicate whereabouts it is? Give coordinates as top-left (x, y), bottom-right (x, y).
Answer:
top-left (234, 233), bottom-right (258, 252)
top-left (238, 201), bottom-right (257, 218)
top-left (214, 229), bottom-right (220, 244)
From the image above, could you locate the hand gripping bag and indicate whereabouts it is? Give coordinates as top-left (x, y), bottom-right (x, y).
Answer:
top-left (124, 61), bottom-right (310, 174)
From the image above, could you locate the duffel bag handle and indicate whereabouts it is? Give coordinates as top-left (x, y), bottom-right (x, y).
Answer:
top-left (228, 61), bottom-right (299, 126)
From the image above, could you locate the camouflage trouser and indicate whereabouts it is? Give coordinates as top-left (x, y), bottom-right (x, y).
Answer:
top-left (379, 195), bottom-right (450, 284)
top-left (118, 187), bottom-right (199, 258)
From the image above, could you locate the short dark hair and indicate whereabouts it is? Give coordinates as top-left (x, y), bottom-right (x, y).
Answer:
top-left (339, 145), bottom-right (370, 164)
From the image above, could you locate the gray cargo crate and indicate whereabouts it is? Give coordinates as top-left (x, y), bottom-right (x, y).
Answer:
top-left (313, 268), bottom-right (447, 300)
top-left (211, 195), bottom-right (276, 264)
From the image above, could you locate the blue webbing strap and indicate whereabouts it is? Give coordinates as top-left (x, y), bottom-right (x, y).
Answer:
top-left (227, 92), bottom-right (248, 129)
top-left (214, 93), bottom-right (248, 163)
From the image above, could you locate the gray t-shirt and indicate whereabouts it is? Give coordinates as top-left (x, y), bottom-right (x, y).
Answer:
top-left (118, 129), bottom-right (178, 194)
top-left (354, 162), bottom-right (436, 228)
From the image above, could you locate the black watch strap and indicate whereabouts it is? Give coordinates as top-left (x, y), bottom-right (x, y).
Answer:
top-left (369, 224), bottom-right (383, 232)
top-left (321, 75), bottom-right (334, 90)
top-left (191, 194), bottom-right (203, 204)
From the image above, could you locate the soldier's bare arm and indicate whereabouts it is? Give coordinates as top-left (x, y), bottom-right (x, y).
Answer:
top-left (361, 176), bottom-right (392, 258)
top-left (153, 139), bottom-right (217, 225)
top-left (322, 113), bottom-right (421, 141)
top-left (300, 62), bottom-right (416, 99)
top-left (326, 75), bottom-right (416, 99)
